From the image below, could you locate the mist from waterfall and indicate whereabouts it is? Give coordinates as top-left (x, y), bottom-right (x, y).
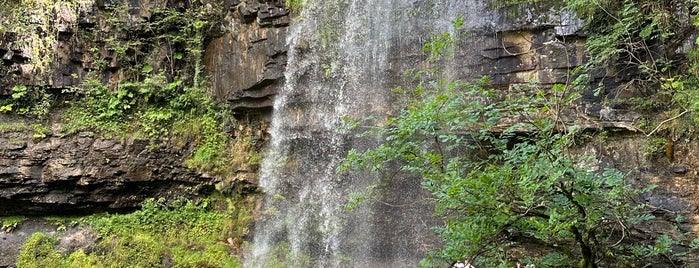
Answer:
top-left (245, 0), bottom-right (486, 267)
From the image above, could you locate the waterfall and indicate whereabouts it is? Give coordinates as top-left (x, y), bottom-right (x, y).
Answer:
top-left (246, 0), bottom-right (486, 267)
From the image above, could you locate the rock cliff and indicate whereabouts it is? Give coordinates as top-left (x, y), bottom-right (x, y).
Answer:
top-left (204, 0), bottom-right (288, 111)
top-left (0, 126), bottom-right (212, 215)
top-left (0, 0), bottom-right (698, 266)
top-left (0, 0), bottom-right (289, 214)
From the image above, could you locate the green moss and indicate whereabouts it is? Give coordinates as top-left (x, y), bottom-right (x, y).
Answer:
top-left (17, 195), bottom-right (252, 267)
top-left (0, 215), bottom-right (26, 231)
top-left (0, 122), bottom-right (31, 133)
top-left (171, 244), bottom-right (239, 268)
top-left (179, 107), bottom-right (232, 174)
top-left (286, 0), bottom-right (303, 13)
top-left (17, 232), bottom-right (62, 268)
top-left (63, 250), bottom-right (101, 268)
top-left (643, 137), bottom-right (668, 158)
top-left (100, 233), bottom-right (166, 267)
top-left (82, 197), bottom-right (245, 267)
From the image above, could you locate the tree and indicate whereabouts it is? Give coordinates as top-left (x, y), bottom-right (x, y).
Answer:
top-left (341, 76), bottom-right (648, 267)
top-left (339, 16), bottom-right (652, 267)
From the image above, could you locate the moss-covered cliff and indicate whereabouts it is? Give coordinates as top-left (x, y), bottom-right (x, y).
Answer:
top-left (0, 0), bottom-right (287, 212)
top-left (0, 0), bottom-right (288, 265)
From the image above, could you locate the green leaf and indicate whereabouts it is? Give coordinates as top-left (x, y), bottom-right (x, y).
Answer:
top-left (11, 85), bottom-right (27, 99)
top-left (0, 104), bottom-right (13, 112)
top-left (141, 64), bottom-right (154, 74)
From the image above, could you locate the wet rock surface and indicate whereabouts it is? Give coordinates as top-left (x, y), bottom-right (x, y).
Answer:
top-left (205, 0), bottom-right (289, 112)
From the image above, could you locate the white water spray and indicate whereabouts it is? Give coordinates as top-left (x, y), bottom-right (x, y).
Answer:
top-left (246, 1), bottom-right (486, 267)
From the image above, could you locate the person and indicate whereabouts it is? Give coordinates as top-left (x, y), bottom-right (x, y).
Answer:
top-left (451, 260), bottom-right (474, 268)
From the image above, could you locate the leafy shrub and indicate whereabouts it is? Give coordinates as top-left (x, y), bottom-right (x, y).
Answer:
top-left (0, 85), bottom-right (53, 119)
top-left (62, 73), bottom-right (234, 174)
top-left (339, 15), bottom-right (663, 267)
top-left (341, 76), bottom-right (649, 266)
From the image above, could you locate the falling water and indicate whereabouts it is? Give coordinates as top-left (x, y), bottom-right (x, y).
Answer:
top-left (246, 0), bottom-right (489, 267)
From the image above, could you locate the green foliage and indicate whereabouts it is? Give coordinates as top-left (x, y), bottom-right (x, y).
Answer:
top-left (339, 15), bottom-right (663, 267)
top-left (31, 123), bottom-right (50, 139)
top-left (181, 106), bottom-right (231, 173)
top-left (566, 0), bottom-right (678, 78)
top-left (286, 0), bottom-right (304, 14)
top-left (341, 76), bottom-right (647, 266)
top-left (98, 233), bottom-right (166, 267)
top-left (18, 196), bottom-right (252, 267)
top-left (58, 1), bottom-right (235, 175)
top-left (88, 2), bottom-right (220, 82)
top-left (665, 75), bottom-right (699, 128)
top-left (17, 232), bottom-right (62, 267)
top-left (565, 0), bottom-right (699, 136)
top-left (642, 137), bottom-right (668, 158)
top-left (0, 215), bottom-right (26, 231)
top-left (0, 122), bottom-right (32, 133)
top-left (0, 0), bottom-right (88, 75)
top-left (632, 235), bottom-right (681, 260)
top-left (86, 197), bottom-right (242, 267)
top-left (62, 72), bottom-right (234, 174)
top-left (0, 85), bottom-right (53, 119)
top-left (423, 15), bottom-right (465, 62)
top-left (62, 250), bottom-right (102, 268)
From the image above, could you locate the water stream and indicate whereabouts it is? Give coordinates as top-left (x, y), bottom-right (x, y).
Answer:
top-left (246, 1), bottom-right (487, 266)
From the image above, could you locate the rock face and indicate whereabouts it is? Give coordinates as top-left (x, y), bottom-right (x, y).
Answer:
top-left (0, 0), bottom-right (285, 214)
top-left (483, 2), bottom-right (699, 244)
top-left (0, 124), bottom-right (213, 215)
top-left (0, 0), bottom-right (698, 265)
top-left (0, 1), bottom-right (94, 91)
top-left (0, 218), bottom-right (83, 267)
top-left (204, 0), bottom-right (289, 112)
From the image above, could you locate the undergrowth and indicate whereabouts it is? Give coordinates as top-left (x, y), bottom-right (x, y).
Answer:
top-left (565, 0), bottom-right (699, 140)
top-left (17, 195), bottom-right (255, 268)
top-left (60, 72), bottom-right (234, 174)
top-left (55, 1), bottom-right (235, 175)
